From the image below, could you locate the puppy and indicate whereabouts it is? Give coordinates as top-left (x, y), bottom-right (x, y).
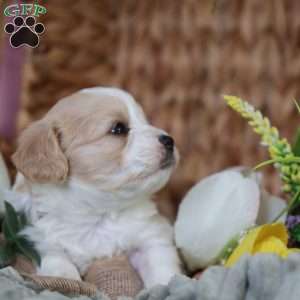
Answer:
top-left (11, 87), bottom-right (181, 287)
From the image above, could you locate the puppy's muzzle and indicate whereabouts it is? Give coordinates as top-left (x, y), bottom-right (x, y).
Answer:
top-left (158, 134), bottom-right (175, 168)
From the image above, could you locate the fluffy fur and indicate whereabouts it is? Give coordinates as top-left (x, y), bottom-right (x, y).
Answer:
top-left (10, 87), bottom-right (181, 287)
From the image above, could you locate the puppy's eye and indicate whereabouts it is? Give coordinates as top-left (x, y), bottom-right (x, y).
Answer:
top-left (110, 122), bottom-right (129, 135)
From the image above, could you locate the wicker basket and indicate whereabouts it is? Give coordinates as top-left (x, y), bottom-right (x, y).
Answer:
top-left (13, 0), bottom-right (300, 218)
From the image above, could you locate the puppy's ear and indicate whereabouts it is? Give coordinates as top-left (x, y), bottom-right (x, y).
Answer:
top-left (12, 121), bottom-right (69, 184)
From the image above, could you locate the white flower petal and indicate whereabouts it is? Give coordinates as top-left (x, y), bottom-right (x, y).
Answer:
top-left (256, 190), bottom-right (287, 224)
top-left (0, 152), bottom-right (10, 189)
top-left (175, 168), bottom-right (260, 271)
top-left (0, 151), bottom-right (10, 213)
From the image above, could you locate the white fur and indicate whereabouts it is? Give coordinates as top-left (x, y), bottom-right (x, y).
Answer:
top-left (12, 87), bottom-right (181, 287)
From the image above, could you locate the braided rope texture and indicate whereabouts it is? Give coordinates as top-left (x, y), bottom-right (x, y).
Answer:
top-left (17, 0), bottom-right (300, 216)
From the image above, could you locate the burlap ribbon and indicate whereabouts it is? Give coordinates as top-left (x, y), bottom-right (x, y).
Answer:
top-left (0, 232), bottom-right (143, 300)
top-left (12, 254), bottom-right (143, 300)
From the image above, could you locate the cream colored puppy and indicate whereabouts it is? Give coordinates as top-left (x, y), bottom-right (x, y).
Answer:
top-left (11, 87), bottom-right (181, 287)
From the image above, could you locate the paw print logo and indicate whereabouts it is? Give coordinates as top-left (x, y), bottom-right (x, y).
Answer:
top-left (4, 16), bottom-right (45, 48)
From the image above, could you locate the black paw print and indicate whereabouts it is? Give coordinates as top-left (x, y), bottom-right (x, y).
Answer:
top-left (4, 16), bottom-right (45, 48)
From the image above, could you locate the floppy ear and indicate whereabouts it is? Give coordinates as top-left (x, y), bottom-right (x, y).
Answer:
top-left (12, 121), bottom-right (69, 184)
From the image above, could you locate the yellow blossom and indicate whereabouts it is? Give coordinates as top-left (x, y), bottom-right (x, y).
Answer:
top-left (226, 223), bottom-right (300, 267)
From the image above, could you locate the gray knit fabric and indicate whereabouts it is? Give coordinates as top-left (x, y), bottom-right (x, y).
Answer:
top-left (1, 253), bottom-right (300, 300)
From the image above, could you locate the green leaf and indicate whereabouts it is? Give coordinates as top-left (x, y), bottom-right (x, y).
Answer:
top-left (290, 223), bottom-right (300, 242)
top-left (19, 213), bottom-right (28, 228)
top-left (0, 244), bottom-right (16, 268)
top-left (15, 236), bottom-right (41, 266)
top-left (292, 127), bottom-right (300, 157)
top-left (4, 201), bottom-right (20, 235)
top-left (1, 201), bottom-right (40, 266)
top-left (2, 219), bottom-right (18, 242)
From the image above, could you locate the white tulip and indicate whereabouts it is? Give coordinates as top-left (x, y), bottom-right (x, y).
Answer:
top-left (175, 168), bottom-right (261, 271)
top-left (0, 152), bottom-right (9, 189)
top-left (257, 189), bottom-right (287, 224)
top-left (0, 151), bottom-right (10, 213)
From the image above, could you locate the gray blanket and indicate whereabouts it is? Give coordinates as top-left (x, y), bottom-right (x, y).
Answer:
top-left (1, 253), bottom-right (300, 300)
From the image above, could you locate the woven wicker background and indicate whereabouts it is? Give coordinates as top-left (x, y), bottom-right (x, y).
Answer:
top-left (3, 0), bottom-right (300, 218)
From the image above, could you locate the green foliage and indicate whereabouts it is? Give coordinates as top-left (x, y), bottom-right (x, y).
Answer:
top-left (292, 127), bottom-right (300, 157)
top-left (0, 243), bottom-right (14, 268)
top-left (290, 224), bottom-right (300, 243)
top-left (217, 235), bottom-right (240, 263)
top-left (0, 202), bottom-right (40, 267)
top-left (224, 95), bottom-right (300, 198)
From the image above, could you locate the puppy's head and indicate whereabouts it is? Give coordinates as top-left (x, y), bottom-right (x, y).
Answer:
top-left (13, 88), bottom-right (179, 197)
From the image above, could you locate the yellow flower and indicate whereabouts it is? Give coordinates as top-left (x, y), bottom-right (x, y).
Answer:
top-left (226, 223), bottom-right (300, 267)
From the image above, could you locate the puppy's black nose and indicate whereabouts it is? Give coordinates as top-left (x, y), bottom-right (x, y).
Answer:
top-left (158, 134), bottom-right (174, 152)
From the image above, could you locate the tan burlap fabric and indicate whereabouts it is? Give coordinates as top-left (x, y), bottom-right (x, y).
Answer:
top-left (12, 255), bottom-right (143, 299)
top-left (21, 272), bottom-right (98, 298)
top-left (16, 0), bottom-right (300, 219)
top-left (0, 234), bottom-right (142, 299)
top-left (84, 256), bottom-right (144, 299)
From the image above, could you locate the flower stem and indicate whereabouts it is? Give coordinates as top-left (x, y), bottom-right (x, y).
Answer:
top-left (254, 157), bottom-right (300, 171)
top-left (272, 189), bottom-right (300, 223)
top-left (293, 99), bottom-right (300, 114)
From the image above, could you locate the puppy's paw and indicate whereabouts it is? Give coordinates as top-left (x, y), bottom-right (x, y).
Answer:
top-left (37, 254), bottom-right (81, 281)
top-left (142, 265), bottom-right (179, 288)
top-left (130, 245), bottom-right (182, 288)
